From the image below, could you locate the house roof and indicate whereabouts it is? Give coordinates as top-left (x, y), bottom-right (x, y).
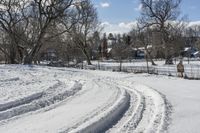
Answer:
top-left (107, 48), bottom-right (112, 53)
top-left (193, 51), bottom-right (199, 55)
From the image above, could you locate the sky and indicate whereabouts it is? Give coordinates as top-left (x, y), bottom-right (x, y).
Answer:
top-left (91, 0), bottom-right (200, 34)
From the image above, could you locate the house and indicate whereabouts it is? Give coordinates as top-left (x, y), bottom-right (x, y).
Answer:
top-left (136, 50), bottom-right (145, 59)
top-left (191, 51), bottom-right (200, 58)
top-left (131, 45), bottom-right (153, 59)
top-left (181, 47), bottom-right (199, 58)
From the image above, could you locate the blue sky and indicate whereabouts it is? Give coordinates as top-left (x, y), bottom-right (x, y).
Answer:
top-left (91, 0), bottom-right (200, 33)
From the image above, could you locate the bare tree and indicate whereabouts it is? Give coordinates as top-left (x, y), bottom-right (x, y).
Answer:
top-left (0, 0), bottom-right (28, 63)
top-left (23, 0), bottom-right (75, 64)
top-left (138, 0), bottom-right (182, 64)
top-left (70, 0), bottom-right (99, 65)
top-left (111, 35), bottom-right (132, 71)
top-left (89, 31), bottom-right (102, 60)
top-left (137, 27), bottom-right (156, 66)
top-left (0, 0), bottom-right (79, 64)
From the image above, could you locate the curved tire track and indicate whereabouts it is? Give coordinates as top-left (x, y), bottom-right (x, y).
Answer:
top-left (105, 79), bottom-right (171, 133)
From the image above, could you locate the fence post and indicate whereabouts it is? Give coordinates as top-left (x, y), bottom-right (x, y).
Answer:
top-left (198, 65), bottom-right (200, 79)
top-left (191, 65), bottom-right (195, 79)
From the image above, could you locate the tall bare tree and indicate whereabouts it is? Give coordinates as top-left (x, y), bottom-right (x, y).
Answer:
top-left (138, 0), bottom-right (182, 64)
top-left (70, 0), bottom-right (99, 65)
top-left (137, 27), bottom-right (156, 65)
top-left (23, 0), bottom-right (76, 64)
top-left (111, 34), bottom-right (132, 71)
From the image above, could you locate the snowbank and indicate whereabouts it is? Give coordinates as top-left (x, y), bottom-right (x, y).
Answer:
top-left (0, 81), bottom-right (82, 121)
top-left (69, 88), bottom-right (130, 133)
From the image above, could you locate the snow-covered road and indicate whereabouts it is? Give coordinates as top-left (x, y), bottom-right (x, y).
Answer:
top-left (0, 65), bottom-right (200, 133)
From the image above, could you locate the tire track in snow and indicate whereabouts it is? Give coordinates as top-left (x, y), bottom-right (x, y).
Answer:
top-left (132, 83), bottom-right (170, 133)
top-left (106, 86), bottom-right (145, 133)
top-left (60, 71), bottom-right (170, 133)
top-left (104, 79), bottom-right (170, 133)
top-left (0, 80), bottom-right (82, 122)
top-left (63, 78), bottom-right (128, 133)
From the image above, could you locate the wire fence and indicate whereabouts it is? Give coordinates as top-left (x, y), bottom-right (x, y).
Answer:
top-left (80, 63), bottom-right (200, 79)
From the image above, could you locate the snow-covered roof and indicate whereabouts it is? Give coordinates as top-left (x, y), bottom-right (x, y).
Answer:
top-left (107, 48), bottom-right (112, 53)
top-left (184, 47), bottom-right (190, 51)
top-left (132, 45), bottom-right (152, 51)
top-left (193, 51), bottom-right (199, 55)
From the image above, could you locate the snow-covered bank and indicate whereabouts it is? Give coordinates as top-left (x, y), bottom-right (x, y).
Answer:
top-left (0, 65), bottom-right (200, 133)
top-left (0, 81), bottom-right (82, 121)
top-left (0, 66), bottom-right (123, 133)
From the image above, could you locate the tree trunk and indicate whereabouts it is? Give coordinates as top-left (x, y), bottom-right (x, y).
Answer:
top-left (119, 60), bottom-right (122, 72)
top-left (23, 55), bottom-right (33, 64)
top-left (7, 42), bottom-right (18, 64)
top-left (9, 49), bottom-right (17, 64)
top-left (23, 43), bottom-right (42, 65)
top-left (145, 47), bottom-right (156, 66)
top-left (97, 57), bottom-right (100, 70)
top-left (17, 47), bottom-right (24, 64)
top-left (147, 51), bottom-right (156, 65)
top-left (145, 54), bottom-right (149, 73)
top-left (82, 48), bottom-right (92, 65)
top-left (9, 56), bottom-right (17, 64)
top-left (86, 55), bottom-right (92, 65)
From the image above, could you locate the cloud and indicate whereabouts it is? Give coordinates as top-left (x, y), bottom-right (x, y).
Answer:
top-left (119, 22), bottom-right (137, 29)
top-left (100, 2), bottom-right (110, 8)
top-left (188, 21), bottom-right (200, 27)
top-left (100, 21), bottom-right (111, 27)
top-left (135, 4), bottom-right (143, 11)
top-left (100, 20), bottom-right (200, 34)
top-left (100, 21), bottom-right (138, 34)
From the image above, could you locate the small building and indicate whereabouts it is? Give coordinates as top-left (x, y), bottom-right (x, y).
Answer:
top-left (136, 50), bottom-right (145, 59)
top-left (181, 47), bottom-right (199, 58)
top-left (191, 51), bottom-right (200, 58)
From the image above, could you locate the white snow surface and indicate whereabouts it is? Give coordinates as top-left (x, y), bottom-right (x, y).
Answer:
top-left (0, 65), bottom-right (200, 133)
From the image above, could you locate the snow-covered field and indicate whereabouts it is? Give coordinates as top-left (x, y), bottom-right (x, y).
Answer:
top-left (0, 65), bottom-right (200, 133)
